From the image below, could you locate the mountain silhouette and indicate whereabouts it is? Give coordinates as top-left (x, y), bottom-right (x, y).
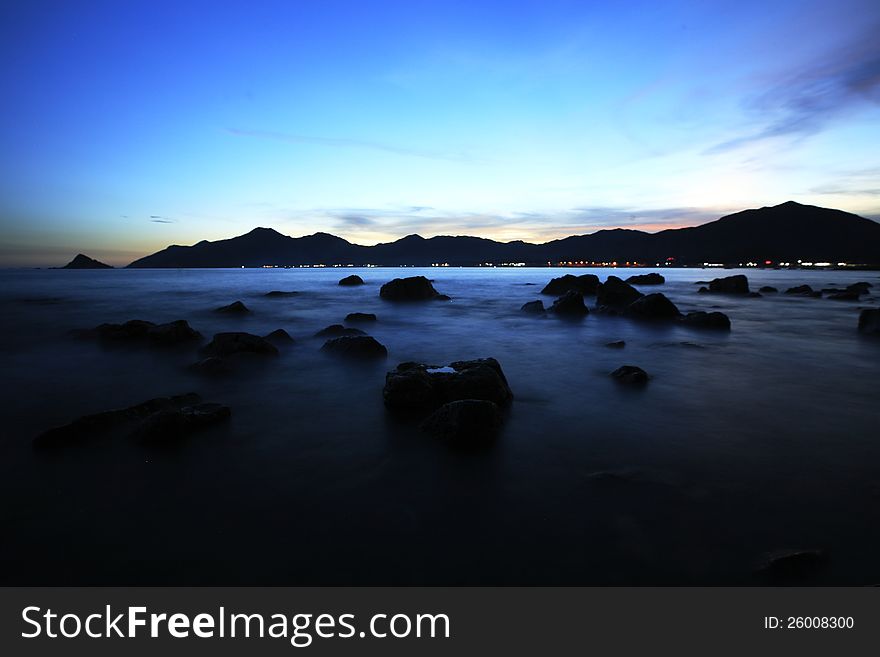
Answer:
top-left (61, 253), bottom-right (113, 269)
top-left (127, 202), bottom-right (880, 268)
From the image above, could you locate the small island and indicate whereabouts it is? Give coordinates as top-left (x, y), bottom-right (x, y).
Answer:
top-left (61, 254), bottom-right (113, 269)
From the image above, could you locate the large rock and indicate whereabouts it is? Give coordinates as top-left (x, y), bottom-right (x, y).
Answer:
top-left (549, 291), bottom-right (589, 316)
top-left (681, 311), bottom-right (731, 330)
top-left (625, 272), bottom-right (665, 285)
top-left (708, 275), bottom-right (749, 294)
top-left (320, 335), bottom-right (387, 359)
top-left (134, 403), bottom-right (231, 442)
top-left (420, 400), bottom-right (502, 444)
top-left (264, 328), bottom-right (294, 343)
top-left (858, 308), bottom-right (880, 334)
top-left (624, 293), bottom-right (680, 320)
top-left (541, 273), bottom-right (600, 296)
top-left (383, 358), bottom-right (513, 411)
top-left (339, 274), bottom-right (365, 286)
top-left (379, 276), bottom-right (440, 301)
top-left (201, 332), bottom-right (279, 357)
top-left (314, 324), bottom-right (366, 338)
top-left (75, 319), bottom-right (201, 346)
top-left (596, 276), bottom-right (643, 308)
top-left (520, 300), bottom-right (545, 314)
top-left (610, 365), bottom-right (649, 385)
top-left (215, 300), bottom-right (250, 314)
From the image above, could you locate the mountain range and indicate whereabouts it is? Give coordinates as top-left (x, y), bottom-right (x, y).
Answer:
top-left (125, 201), bottom-right (880, 268)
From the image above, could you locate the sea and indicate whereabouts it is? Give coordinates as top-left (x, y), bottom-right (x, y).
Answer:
top-left (1, 266), bottom-right (878, 584)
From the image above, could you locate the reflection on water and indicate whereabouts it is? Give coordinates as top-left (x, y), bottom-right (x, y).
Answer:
top-left (0, 267), bottom-right (879, 584)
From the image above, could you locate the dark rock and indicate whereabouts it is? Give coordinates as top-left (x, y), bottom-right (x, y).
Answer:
top-left (697, 286), bottom-right (710, 294)
top-left (61, 253), bottom-right (112, 269)
top-left (605, 340), bottom-right (626, 348)
top-left (549, 290), bottom-right (589, 316)
top-left (623, 293), bottom-right (680, 320)
top-left (320, 335), bottom-right (387, 359)
top-left (201, 332), bottom-right (278, 357)
top-left (708, 274), bottom-right (749, 294)
top-left (755, 549), bottom-right (829, 583)
top-left (134, 403), bottom-right (231, 442)
top-left (748, 292), bottom-right (763, 298)
top-left (264, 290), bottom-right (298, 297)
top-left (383, 358), bottom-right (513, 411)
top-left (264, 328), bottom-right (294, 343)
top-left (681, 311), bottom-right (731, 330)
top-left (35, 393), bottom-right (202, 447)
top-left (339, 274), bottom-right (365, 286)
top-left (420, 400), bottom-right (502, 444)
top-left (379, 276), bottom-right (441, 301)
top-left (759, 286), bottom-right (778, 293)
top-left (146, 320), bottom-right (202, 345)
top-left (784, 284), bottom-right (814, 295)
top-left (314, 324), bottom-right (366, 338)
top-left (827, 291), bottom-right (860, 301)
top-left (625, 272), bottom-right (665, 285)
top-left (345, 312), bottom-right (377, 322)
top-left (610, 365), bottom-right (649, 385)
top-left (694, 281), bottom-right (710, 285)
top-left (75, 319), bottom-right (202, 346)
top-left (215, 300), bottom-right (250, 314)
top-left (596, 276), bottom-right (643, 308)
top-left (188, 357), bottom-right (231, 377)
top-left (435, 294), bottom-right (452, 301)
top-left (541, 273), bottom-right (600, 296)
top-left (520, 300), bottom-right (545, 314)
top-left (847, 281), bottom-right (872, 294)
top-left (858, 308), bottom-right (880, 334)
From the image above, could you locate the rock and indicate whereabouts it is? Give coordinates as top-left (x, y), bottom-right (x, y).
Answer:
top-left (339, 274), bottom-right (365, 286)
top-left (379, 276), bottom-right (441, 301)
top-left (596, 276), bottom-right (643, 308)
top-left (625, 272), bottom-right (665, 285)
top-left (697, 286), bottom-right (710, 294)
top-left (827, 291), bottom-right (860, 301)
top-left (320, 335), bottom-right (387, 359)
top-left (264, 290), bottom-right (298, 297)
top-left (549, 291), bottom-right (589, 316)
top-left (784, 284), bottom-right (814, 295)
top-left (748, 292), bottom-right (763, 298)
top-left (520, 300), bottom-right (545, 314)
top-left (755, 549), bottom-right (829, 583)
top-left (134, 403), bottom-right (231, 442)
top-left (435, 294), bottom-right (452, 301)
top-left (623, 293), bottom-right (680, 320)
top-left (847, 281), bottom-right (872, 294)
top-left (681, 311), bottom-right (731, 330)
top-left (75, 319), bottom-right (202, 346)
top-left (610, 365), bottom-right (649, 385)
top-left (605, 340), bottom-right (626, 348)
top-left (694, 281), bottom-right (710, 285)
top-left (215, 300), bottom-right (250, 314)
top-left (35, 393), bottom-right (202, 447)
top-left (383, 358), bottom-right (513, 411)
top-left (759, 286), bottom-right (778, 293)
top-left (708, 274), bottom-right (749, 294)
top-left (345, 312), bottom-right (377, 322)
top-left (314, 324), bottom-right (366, 338)
top-left (201, 332), bottom-right (278, 357)
top-left (146, 320), bottom-right (202, 345)
top-left (188, 357), bottom-right (231, 377)
top-left (858, 308), bottom-right (880, 334)
top-left (264, 328), bottom-right (294, 343)
top-left (541, 274), bottom-right (600, 296)
top-left (420, 400), bottom-right (502, 444)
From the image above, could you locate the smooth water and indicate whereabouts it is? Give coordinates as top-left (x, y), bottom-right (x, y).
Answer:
top-left (1, 267), bottom-right (879, 584)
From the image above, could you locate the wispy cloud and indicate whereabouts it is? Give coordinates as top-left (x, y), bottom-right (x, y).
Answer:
top-left (149, 215), bottom-right (175, 223)
top-left (225, 128), bottom-right (480, 163)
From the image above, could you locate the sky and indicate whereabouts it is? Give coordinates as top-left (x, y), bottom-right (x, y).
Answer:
top-left (1, 0), bottom-right (879, 266)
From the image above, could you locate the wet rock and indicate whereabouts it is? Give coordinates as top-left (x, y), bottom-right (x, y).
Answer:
top-left (708, 274), bottom-right (749, 294)
top-left (827, 291), bottom-right (861, 301)
top-left (201, 332), bottom-right (279, 357)
top-left (624, 293), bottom-right (680, 320)
top-left (596, 276), bottom-right (643, 308)
top-left (264, 328), bottom-right (294, 343)
top-left (605, 340), bottom-right (626, 348)
top-left (188, 357), bottom-right (231, 377)
top-left (379, 276), bottom-right (441, 301)
top-left (759, 286), bottom-right (778, 293)
top-left (314, 324), bottom-right (366, 338)
top-left (134, 403), bottom-right (231, 442)
top-left (848, 281), bottom-right (872, 294)
top-left (345, 312), bottom-right (377, 322)
top-left (383, 358), bottom-right (513, 411)
top-left (610, 365), bottom-right (649, 385)
top-left (784, 284), bottom-right (815, 296)
top-left (215, 300), bottom-right (250, 314)
top-left (549, 291), bottom-right (588, 316)
top-left (521, 300), bottom-right (545, 314)
top-left (681, 311), bottom-right (731, 330)
top-left (74, 319), bottom-right (202, 346)
top-left (35, 393), bottom-right (202, 447)
top-left (755, 549), bottom-right (829, 584)
top-left (339, 274), bottom-right (365, 286)
top-left (420, 400), bottom-right (502, 444)
top-left (748, 292), bottom-right (763, 298)
top-left (858, 308), bottom-right (880, 334)
top-left (320, 335), bottom-right (387, 359)
top-left (264, 290), bottom-right (298, 297)
top-left (625, 272), bottom-right (665, 285)
top-left (697, 286), bottom-right (710, 294)
top-left (147, 320), bottom-right (203, 345)
top-left (435, 294), bottom-right (452, 301)
top-left (541, 273), bottom-right (600, 296)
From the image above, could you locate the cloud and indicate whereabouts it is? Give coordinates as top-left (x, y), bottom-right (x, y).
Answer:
top-left (149, 215), bottom-right (175, 223)
top-left (225, 128), bottom-right (480, 163)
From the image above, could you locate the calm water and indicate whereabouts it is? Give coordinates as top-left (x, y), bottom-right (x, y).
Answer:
top-left (1, 267), bottom-right (879, 584)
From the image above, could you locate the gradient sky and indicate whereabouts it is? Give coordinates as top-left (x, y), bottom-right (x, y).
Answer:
top-left (2, 0), bottom-right (879, 266)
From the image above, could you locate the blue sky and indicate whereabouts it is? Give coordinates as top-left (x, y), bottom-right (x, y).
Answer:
top-left (1, 0), bottom-right (879, 265)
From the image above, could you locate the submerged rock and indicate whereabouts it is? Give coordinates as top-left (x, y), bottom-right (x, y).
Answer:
top-left (215, 300), bottom-right (250, 314)
top-left (520, 300), bottom-right (545, 314)
top-left (681, 311), bottom-right (731, 330)
top-left (848, 281), bottom-right (872, 294)
top-left (264, 328), bottom-right (294, 343)
top-left (541, 273), bottom-right (600, 296)
top-left (759, 286), bottom-right (778, 293)
top-left (623, 293), bottom-right (681, 320)
top-left (708, 274), bottom-right (749, 294)
top-left (379, 276), bottom-right (441, 301)
top-left (188, 357), bottom-right (231, 377)
top-left (858, 308), bottom-right (880, 334)
top-left (202, 332), bottom-right (279, 357)
top-left (596, 276), bottom-right (643, 308)
top-left (435, 294), bottom-right (452, 301)
top-left (625, 272), bottom-right (665, 285)
top-left (420, 400), bottom-right (503, 444)
top-left (610, 365), bottom-right (649, 385)
top-left (785, 284), bottom-right (814, 296)
top-left (345, 312), bottom-right (377, 322)
top-left (314, 324), bottom-right (366, 338)
top-left (134, 403), bottom-right (231, 442)
top-left (384, 358), bottom-right (513, 411)
top-left (74, 319), bottom-right (202, 346)
top-left (697, 286), bottom-right (710, 295)
top-left (147, 320), bottom-right (203, 345)
top-left (264, 290), bottom-right (298, 297)
top-left (827, 291), bottom-right (861, 301)
top-left (549, 291), bottom-right (588, 316)
top-left (320, 335), bottom-right (387, 359)
top-left (339, 274), bottom-right (365, 286)
top-left (605, 340), bottom-right (626, 348)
